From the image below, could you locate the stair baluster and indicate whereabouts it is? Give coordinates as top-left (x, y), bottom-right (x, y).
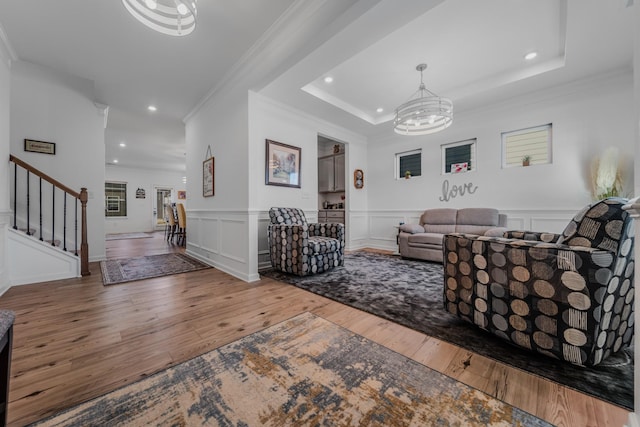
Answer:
top-left (12, 163), bottom-right (16, 230)
top-left (51, 184), bottom-right (55, 246)
top-left (63, 192), bottom-right (67, 251)
top-left (39, 177), bottom-right (43, 241)
top-left (26, 170), bottom-right (31, 235)
top-left (9, 155), bottom-right (90, 276)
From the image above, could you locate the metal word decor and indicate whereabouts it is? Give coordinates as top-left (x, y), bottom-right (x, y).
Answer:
top-left (439, 179), bottom-right (478, 202)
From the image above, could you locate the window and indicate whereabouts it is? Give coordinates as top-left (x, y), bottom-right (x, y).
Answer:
top-left (502, 124), bottom-right (552, 167)
top-left (396, 149), bottom-right (421, 179)
top-left (105, 182), bottom-right (127, 217)
top-left (441, 139), bottom-right (476, 174)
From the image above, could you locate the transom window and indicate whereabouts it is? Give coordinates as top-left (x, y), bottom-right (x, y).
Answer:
top-left (502, 124), bottom-right (552, 167)
top-left (441, 139), bottom-right (476, 174)
top-left (395, 149), bottom-right (422, 179)
top-left (105, 182), bottom-right (127, 217)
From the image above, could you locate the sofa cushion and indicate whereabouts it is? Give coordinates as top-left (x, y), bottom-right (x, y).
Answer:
top-left (456, 208), bottom-right (499, 226)
top-left (420, 208), bottom-right (458, 226)
top-left (408, 233), bottom-right (444, 245)
top-left (423, 224), bottom-right (456, 234)
top-left (399, 224), bottom-right (425, 234)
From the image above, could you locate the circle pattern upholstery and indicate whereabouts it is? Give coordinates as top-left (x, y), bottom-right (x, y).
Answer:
top-left (443, 198), bottom-right (634, 367)
top-left (268, 207), bottom-right (345, 276)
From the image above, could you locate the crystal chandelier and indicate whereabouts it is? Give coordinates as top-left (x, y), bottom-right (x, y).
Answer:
top-left (393, 64), bottom-right (453, 135)
top-left (122, 0), bottom-right (198, 37)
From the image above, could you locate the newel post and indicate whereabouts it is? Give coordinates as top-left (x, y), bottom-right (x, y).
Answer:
top-left (80, 188), bottom-right (90, 276)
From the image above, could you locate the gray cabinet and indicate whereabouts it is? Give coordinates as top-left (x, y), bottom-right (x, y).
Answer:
top-left (318, 210), bottom-right (345, 224)
top-left (318, 153), bottom-right (345, 193)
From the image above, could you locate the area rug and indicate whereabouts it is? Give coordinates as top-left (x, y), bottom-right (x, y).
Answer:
top-left (105, 232), bottom-right (154, 240)
top-left (262, 252), bottom-right (634, 410)
top-left (30, 312), bottom-right (551, 426)
top-left (100, 253), bottom-right (211, 285)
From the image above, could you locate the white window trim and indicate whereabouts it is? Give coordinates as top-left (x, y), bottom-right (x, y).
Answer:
top-left (501, 123), bottom-right (552, 168)
top-left (395, 148), bottom-right (422, 180)
top-left (441, 139), bottom-right (477, 175)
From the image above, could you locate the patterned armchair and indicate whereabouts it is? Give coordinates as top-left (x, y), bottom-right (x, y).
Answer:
top-left (443, 197), bottom-right (635, 367)
top-left (268, 207), bottom-right (345, 276)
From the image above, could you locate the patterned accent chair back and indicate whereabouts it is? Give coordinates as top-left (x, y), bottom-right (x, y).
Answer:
top-left (268, 207), bottom-right (345, 276)
top-left (443, 197), bottom-right (634, 367)
top-left (269, 207), bottom-right (307, 226)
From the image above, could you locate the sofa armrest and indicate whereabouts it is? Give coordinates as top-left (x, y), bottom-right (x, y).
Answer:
top-left (399, 223), bottom-right (425, 234)
top-left (483, 227), bottom-right (507, 237)
top-left (503, 230), bottom-right (563, 243)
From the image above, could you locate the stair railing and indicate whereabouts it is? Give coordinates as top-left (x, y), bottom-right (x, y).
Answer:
top-left (9, 155), bottom-right (90, 276)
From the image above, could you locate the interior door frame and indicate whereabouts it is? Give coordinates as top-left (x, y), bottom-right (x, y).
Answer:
top-left (153, 186), bottom-right (174, 230)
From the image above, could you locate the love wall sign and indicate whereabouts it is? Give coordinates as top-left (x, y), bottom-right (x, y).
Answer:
top-left (439, 179), bottom-right (478, 202)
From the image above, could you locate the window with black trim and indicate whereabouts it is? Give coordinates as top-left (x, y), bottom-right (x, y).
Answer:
top-left (395, 149), bottom-right (422, 179)
top-left (441, 139), bottom-right (476, 174)
top-left (105, 182), bottom-right (127, 217)
top-left (502, 124), bottom-right (552, 167)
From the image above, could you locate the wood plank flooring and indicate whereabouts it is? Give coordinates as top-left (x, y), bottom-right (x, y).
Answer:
top-left (0, 232), bottom-right (629, 426)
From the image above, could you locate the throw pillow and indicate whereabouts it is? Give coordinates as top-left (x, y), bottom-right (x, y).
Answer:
top-left (400, 224), bottom-right (425, 234)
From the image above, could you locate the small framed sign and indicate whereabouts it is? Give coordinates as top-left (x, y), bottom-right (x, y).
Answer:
top-left (24, 139), bottom-right (56, 155)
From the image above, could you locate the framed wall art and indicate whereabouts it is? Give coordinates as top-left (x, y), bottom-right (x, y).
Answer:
top-left (265, 139), bottom-right (301, 188)
top-left (203, 157), bottom-right (214, 197)
top-left (25, 139), bottom-right (56, 155)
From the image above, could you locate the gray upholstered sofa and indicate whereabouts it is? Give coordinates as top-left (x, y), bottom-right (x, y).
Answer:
top-left (398, 208), bottom-right (507, 262)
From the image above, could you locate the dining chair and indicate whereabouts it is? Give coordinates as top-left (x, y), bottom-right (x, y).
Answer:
top-left (164, 204), bottom-right (177, 242)
top-left (176, 203), bottom-right (187, 246)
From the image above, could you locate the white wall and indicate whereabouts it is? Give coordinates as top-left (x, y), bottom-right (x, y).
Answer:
top-left (184, 85), bottom-right (252, 280)
top-left (0, 40), bottom-right (11, 295)
top-left (10, 61), bottom-right (106, 261)
top-left (248, 92), bottom-right (369, 269)
top-left (105, 165), bottom-right (186, 234)
top-left (364, 71), bottom-right (635, 251)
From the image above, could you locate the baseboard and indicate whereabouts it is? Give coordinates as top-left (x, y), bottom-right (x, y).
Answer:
top-left (627, 413), bottom-right (639, 427)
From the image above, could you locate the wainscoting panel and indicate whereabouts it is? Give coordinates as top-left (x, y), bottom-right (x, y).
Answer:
top-left (186, 210), bottom-right (252, 282)
top-left (347, 212), bottom-right (368, 251)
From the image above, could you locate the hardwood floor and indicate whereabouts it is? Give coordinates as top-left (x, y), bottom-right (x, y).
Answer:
top-left (0, 232), bottom-right (629, 426)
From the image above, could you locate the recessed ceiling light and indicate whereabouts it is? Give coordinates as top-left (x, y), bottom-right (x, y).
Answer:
top-left (376, 107), bottom-right (384, 113)
top-left (524, 52), bottom-right (538, 61)
top-left (113, 159), bottom-right (119, 163)
top-left (148, 105), bottom-right (157, 112)
top-left (324, 76), bottom-right (333, 84)
top-left (119, 142), bottom-right (126, 147)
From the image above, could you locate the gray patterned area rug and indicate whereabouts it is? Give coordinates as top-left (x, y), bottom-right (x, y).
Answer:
top-left (31, 313), bottom-right (551, 426)
top-left (100, 253), bottom-right (211, 285)
top-left (262, 252), bottom-right (634, 410)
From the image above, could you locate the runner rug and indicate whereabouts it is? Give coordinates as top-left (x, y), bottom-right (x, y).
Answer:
top-left (261, 251), bottom-right (634, 410)
top-left (100, 253), bottom-right (210, 285)
top-left (31, 312), bottom-right (550, 426)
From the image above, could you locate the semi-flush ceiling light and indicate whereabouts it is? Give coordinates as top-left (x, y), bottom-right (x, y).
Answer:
top-left (324, 76), bottom-right (334, 84)
top-left (376, 107), bottom-right (384, 113)
top-left (148, 105), bottom-right (157, 112)
top-left (122, 0), bottom-right (197, 36)
top-left (524, 51), bottom-right (538, 60)
top-left (393, 64), bottom-right (453, 136)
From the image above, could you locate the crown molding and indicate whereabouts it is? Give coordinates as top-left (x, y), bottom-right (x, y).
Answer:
top-left (184, 0), bottom-right (338, 123)
top-left (0, 22), bottom-right (17, 68)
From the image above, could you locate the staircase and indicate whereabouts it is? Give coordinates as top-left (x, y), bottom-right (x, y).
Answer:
top-left (9, 155), bottom-right (90, 284)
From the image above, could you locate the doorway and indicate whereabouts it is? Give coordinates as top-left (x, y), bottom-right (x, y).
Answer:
top-left (155, 188), bottom-right (173, 230)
